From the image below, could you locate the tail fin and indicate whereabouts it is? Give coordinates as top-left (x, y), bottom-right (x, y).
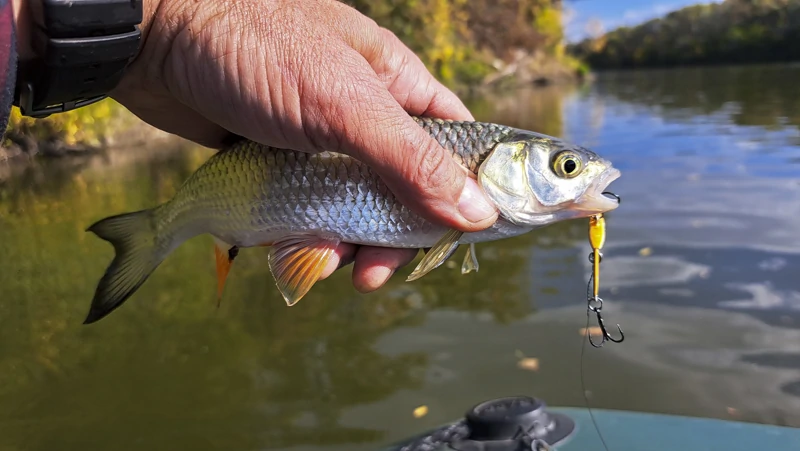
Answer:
top-left (84, 209), bottom-right (167, 324)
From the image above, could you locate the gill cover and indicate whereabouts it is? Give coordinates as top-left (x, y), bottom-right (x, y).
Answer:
top-left (478, 141), bottom-right (538, 225)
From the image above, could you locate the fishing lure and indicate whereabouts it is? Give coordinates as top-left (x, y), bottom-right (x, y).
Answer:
top-left (580, 207), bottom-right (625, 451)
top-left (586, 212), bottom-right (625, 348)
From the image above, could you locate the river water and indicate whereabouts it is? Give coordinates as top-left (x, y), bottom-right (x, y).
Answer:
top-left (1, 64), bottom-right (799, 450)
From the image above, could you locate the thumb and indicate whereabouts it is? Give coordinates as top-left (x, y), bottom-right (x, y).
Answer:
top-left (314, 64), bottom-right (498, 232)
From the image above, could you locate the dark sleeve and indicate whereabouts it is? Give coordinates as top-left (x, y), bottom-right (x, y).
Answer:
top-left (0, 0), bottom-right (16, 134)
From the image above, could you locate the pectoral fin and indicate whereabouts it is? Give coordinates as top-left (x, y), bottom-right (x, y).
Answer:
top-left (213, 237), bottom-right (238, 307)
top-left (406, 229), bottom-right (463, 282)
top-left (268, 233), bottom-right (341, 306)
top-left (462, 243), bottom-right (479, 274)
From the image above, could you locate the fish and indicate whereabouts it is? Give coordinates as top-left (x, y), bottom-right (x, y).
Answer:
top-left (83, 117), bottom-right (621, 324)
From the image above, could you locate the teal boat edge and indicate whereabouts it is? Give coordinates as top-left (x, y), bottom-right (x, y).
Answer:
top-left (381, 407), bottom-right (800, 451)
top-left (549, 407), bottom-right (800, 451)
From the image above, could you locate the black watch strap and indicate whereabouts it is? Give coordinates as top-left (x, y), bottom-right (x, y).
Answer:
top-left (14, 0), bottom-right (143, 118)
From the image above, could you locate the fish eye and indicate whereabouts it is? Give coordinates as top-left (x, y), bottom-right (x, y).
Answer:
top-left (553, 151), bottom-right (583, 178)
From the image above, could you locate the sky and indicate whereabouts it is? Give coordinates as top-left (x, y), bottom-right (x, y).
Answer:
top-left (563, 0), bottom-right (724, 42)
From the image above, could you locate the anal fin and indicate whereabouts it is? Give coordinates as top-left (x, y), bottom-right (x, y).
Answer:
top-left (268, 233), bottom-right (341, 306)
top-left (214, 237), bottom-right (238, 307)
top-left (462, 243), bottom-right (479, 274)
top-left (406, 229), bottom-right (463, 282)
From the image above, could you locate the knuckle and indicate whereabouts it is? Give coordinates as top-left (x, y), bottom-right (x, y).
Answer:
top-left (376, 27), bottom-right (406, 64)
top-left (377, 26), bottom-right (398, 44)
top-left (336, 1), bottom-right (380, 31)
top-left (384, 45), bottom-right (411, 84)
top-left (356, 14), bottom-right (380, 32)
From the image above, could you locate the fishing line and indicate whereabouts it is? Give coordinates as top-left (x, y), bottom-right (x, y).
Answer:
top-left (579, 201), bottom-right (623, 451)
top-left (580, 269), bottom-right (613, 451)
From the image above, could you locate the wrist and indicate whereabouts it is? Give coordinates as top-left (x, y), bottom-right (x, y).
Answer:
top-left (12, 0), bottom-right (34, 61)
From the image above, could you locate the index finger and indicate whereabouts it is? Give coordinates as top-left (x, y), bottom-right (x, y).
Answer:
top-left (324, 2), bottom-right (474, 122)
top-left (369, 27), bottom-right (475, 122)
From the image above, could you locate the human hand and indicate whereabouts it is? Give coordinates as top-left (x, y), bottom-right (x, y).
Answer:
top-left (112, 0), bottom-right (498, 292)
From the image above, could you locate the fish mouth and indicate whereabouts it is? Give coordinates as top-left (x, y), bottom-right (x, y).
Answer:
top-left (571, 167), bottom-right (622, 214)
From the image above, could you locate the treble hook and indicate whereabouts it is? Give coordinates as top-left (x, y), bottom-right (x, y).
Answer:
top-left (587, 296), bottom-right (625, 348)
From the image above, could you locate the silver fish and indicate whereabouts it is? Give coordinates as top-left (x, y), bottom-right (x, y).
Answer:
top-left (84, 117), bottom-right (620, 323)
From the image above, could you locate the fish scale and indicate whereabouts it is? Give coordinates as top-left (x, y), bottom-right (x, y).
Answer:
top-left (155, 118), bottom-right (519, 250)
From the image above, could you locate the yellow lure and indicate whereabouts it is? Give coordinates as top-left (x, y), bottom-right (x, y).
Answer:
top-left (588, 214), bottom-right (606, 299)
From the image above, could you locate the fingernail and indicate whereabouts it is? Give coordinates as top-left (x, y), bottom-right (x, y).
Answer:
top-left (458, 178), bottom-right (497, 223)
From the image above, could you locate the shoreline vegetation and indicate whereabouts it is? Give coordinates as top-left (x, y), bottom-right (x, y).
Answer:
top-left (6, 0), bottom-right (800, 163)
top-left (1, 100), bottom-right (178, 162)
top-left (568, 0), bottom-right (800, 69)
top-left (2, 0), bottom-right (586, 162)
top-left (9, 0), bottom-right (798, 163)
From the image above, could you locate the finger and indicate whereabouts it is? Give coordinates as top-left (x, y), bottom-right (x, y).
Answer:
top-left (319, 243), bottom-right (359, 280)
top-left (312, 52), bottom-right (498, 232)
top-left (330, 6), bottom-right (474, 122)
top-left (352, 247), bottom-right (419, 293)
top-left (367, 27), bottom-right (475, 122)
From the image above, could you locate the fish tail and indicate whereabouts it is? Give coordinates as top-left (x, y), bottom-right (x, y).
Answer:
top-left (84, 208), bottom-right (170, 324)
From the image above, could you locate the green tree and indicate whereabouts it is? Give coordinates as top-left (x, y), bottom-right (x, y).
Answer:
top-left (569, 0), bottom-right (800, 69)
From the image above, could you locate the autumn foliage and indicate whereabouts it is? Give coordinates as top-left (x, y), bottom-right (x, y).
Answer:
top-left (568, 0), bottom-right (800, 69)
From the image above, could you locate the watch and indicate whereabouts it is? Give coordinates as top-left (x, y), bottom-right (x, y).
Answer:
top-left (13, 0), bottom-right (143, 118)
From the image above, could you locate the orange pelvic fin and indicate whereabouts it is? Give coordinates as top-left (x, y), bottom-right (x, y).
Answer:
top-left (267, 233), bottom-right (341, 306)
top-left (213, 237), bottom-right (239, 307)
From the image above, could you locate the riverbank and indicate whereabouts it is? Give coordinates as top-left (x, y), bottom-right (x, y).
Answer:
top-left (0, 122), bottom-right (203, 183)
top-left (471, 49), bottom-right (589, 92)
top-left (1, 99), bottom-right (179, 162)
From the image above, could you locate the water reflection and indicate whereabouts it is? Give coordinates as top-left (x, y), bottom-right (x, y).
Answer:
top-left (587, 64), bottom-right (800, 131)
top-left (1, 64), bottom-right (800, 450)
top-left (742, 353), bottom-right (800, 370)
top-left (364, 301), bottom-right (800, 438)
top-left (782, 381), bottom-right (800, 398)
top-left (0, 138), bottom-right (584, 450)
top-left (583, 245), bottom-right (800, 330)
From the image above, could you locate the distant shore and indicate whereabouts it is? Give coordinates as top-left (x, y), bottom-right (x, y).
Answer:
top-left (568, 0), bottom-right (799, 70)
